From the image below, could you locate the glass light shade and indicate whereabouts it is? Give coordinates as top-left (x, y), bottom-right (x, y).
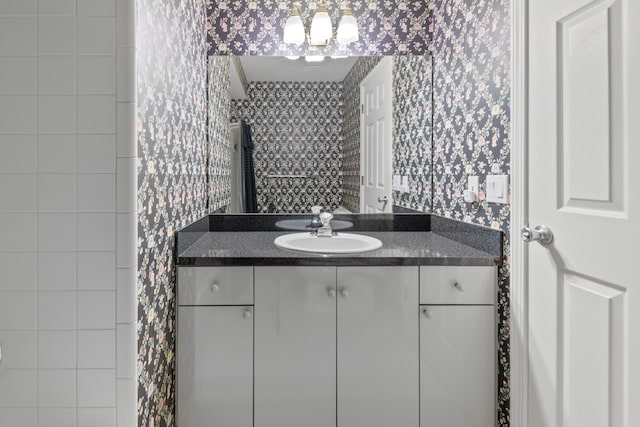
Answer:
top-left (305, 55), bottom-right (325, 62)
top-left (285, 55), bottom-right (301, 60)
top-left (309, 5), bottom-right (333, 44)
top-left (283, 13), bottom-right (305, 45)
top-left (336, 11), bottom-right (359, 44)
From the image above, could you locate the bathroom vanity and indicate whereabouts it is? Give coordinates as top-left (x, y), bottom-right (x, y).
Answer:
top-left (175, 213), bottom-right (501, 427)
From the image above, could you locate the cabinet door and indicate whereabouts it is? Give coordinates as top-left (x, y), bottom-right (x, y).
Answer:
top-left (177, 306), bottom-right (253, 427)
top-left (337, 266), bottom-right (419, 427)
top-left (254, 267), bottom-right (337, 427)
top-left (420, 306), bottom-right (495, 427)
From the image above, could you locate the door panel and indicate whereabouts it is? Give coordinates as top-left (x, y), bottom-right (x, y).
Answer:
top-left (337, 267), bottom-right (419, 427)
top-left (361, 58), bottom-right (392, 213)
top-left (420, 305), bottom-right (495, 427)
top-left (527, 0), bottom-right (639, 426)
top-left (254, 267), bottom-right (336, 427)
top-left (177, 306), bottom-right (253, 427)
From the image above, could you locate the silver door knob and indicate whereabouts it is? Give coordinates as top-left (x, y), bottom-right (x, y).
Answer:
top-left (243, 309), bottom-right (251, 320)
top-left (210, 283), bottom-right (220, 292)
top-left (453, 282), bottom-right (465, 292)
top-left (339, 288), bottom-right (349, 298)
top-left (327, 288), bottom-right (336, 298)
top-left (377, 196), bottom-right (388, 203)
top-left (521, 223), bottom-right (553, 245)
top-left (422, 308), bottom-right (432, 319)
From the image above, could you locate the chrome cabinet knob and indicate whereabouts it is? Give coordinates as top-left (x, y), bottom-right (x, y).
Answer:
top-left (243, 309), bottom-right (251, 320)
top-left (521, 223), bottom-right (553, 245)
top-left (210, 283), bottom-right (220, 292)
top-left (339, 288), bottom-right (349, 298)
top-left (377, 196), bottom-right (388, 203)
top-left (327, 288), bottom-right (336, 298)
top-left (453, 282), bottom-right (465, 292)
top-left (422, 308), bottom-right (432, 319)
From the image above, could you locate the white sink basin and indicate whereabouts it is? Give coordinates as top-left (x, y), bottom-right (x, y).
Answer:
top-left (274, 233), bottom-right (383, 254)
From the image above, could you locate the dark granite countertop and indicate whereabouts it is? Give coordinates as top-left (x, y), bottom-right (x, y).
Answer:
top-left (177, 230), bottom-right (500, 267)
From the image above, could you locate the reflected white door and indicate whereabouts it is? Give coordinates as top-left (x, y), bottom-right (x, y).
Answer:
top-left (360, 57), bottom-right (393, 213)
top-left (527, 1), bottom-right (640, 426)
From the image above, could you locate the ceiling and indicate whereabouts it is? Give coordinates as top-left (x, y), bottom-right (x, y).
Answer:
top-left (239, 56), bottom-right (359, 83)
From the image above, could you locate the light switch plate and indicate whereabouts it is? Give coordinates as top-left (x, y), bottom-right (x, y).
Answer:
top-left (401, 176), bottom-right (409, 192)
top-left (486, 175), bottom-right (509, 204)
top-left (392, 175), bottom-right (401, 191)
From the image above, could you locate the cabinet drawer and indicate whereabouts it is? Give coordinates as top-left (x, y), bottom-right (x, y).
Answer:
top-left (420, 266), bottom-right (496, 305)
top-left (178, 267), bottom-right (253, 306)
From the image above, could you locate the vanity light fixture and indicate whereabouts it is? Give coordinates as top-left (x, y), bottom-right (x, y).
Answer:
top-left (282, 1), bottom-right (359, 49)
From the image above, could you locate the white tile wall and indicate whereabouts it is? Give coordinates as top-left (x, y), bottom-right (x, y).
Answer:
top-left (0, 1), bottom-right (136, 425)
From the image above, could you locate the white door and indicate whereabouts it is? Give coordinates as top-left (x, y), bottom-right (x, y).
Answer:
top-left (360, 57), bottom-right (393, 213)
top-left (177, 306), bottom-right (253, 427)
top-left (254, 267), bottom-right (336, 427)
top-left (527, 1), bottom-right (640, 426)
top-left (337, 267), bottom-right (419, 427)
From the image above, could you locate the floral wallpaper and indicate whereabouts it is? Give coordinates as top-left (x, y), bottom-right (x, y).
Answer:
top-left (341, 56), bottom-right (383, 211)
top-left (431, 0), bottom-right (511, 425)
top-left (340, 55), bottom-right (432, 213)
top-left (135, 0), bottom-right (511, 426)
top-left (230, 81), bottom-right (344, 213)
top-left (392, 55), bottom-right (433, 212)
top-left (205, 0), bottom-right (431, 56)
top-left (137, 0), bottom-right (208, 426)
top-left (208, 56), bottom-right (233, 211)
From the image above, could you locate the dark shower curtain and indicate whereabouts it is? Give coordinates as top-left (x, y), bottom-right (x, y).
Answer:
top-left (241, 120), bottom-right (258, 213)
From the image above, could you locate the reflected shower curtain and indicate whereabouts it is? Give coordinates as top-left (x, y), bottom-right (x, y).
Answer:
top-left (241, 120), bottom-right (258, 213)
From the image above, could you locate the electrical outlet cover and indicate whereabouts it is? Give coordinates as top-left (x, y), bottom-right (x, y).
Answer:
top-left (468, 176), bottom-right (479, 194)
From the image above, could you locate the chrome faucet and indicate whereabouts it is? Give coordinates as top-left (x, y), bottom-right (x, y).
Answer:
top-left (310, 205), bottom-right (323, 228)
top-left (316, 212), bottom-right (334, 237)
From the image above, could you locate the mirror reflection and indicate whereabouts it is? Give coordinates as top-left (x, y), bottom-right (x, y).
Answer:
top-left (211, 55), bottom-right (433, 215)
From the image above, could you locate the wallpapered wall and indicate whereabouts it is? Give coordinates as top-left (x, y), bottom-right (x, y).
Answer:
top-left (205, 0), bottom-right (431, 56)
top-left (137, 0), bottom-right (511, 426)
top-left (430, 0), bottom-right (511, 425)
top-left (208, 57), bottom-right (233, 211)
top-left (392, 55), bottom-right (433, 212)
top-left (340, 55), bottom-right (433, 213)
top-left (341, 56), bottom-right (382, 212)
top-left (137, 0), bottom-right (209, 426)
top-left (230, 81), bottom-right (345, 213)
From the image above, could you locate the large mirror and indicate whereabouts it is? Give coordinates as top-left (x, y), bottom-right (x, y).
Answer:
top-left (208, 55), bottom-right (433, 215)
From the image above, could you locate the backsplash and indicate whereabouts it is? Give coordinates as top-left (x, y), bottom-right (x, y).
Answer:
top-left (430, 0), bottom-right (511, 424)
top-left (230, 81), bottom-right (344, 213)
top-left (205, 0), bottom-right (431, 56)
top-left (137, 0), bottom-right (209, 426)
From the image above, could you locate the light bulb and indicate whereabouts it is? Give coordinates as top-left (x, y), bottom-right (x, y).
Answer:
top-left (285, 55), bottom-right (300, 60)
top-left (337, 7), bottom-right (359, 44)
top-left (309, 4), bottom-right (333, 44)
top-left (283, 6), bottom-right (305, 45)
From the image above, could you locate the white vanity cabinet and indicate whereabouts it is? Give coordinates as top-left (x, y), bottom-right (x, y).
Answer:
top-left (337, 267), bottom-right (419, 427)
top-left (176, 267), bottom-right (254, 427)
top-left (254, 266), bottom-right (337, 427)
top-left (254, 266), bottom-right (419, 427)
top-left (419, 266), bottom-right (496, 427)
